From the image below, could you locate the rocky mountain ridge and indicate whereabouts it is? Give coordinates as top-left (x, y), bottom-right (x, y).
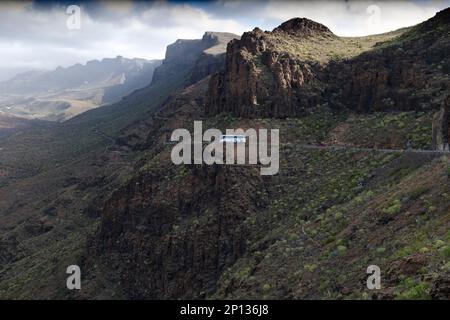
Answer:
top-left (0, 56), bottom-right (162, 121)
top-left (0, 56), bottom-right (160, 95)
top-left (82, 10), bottom-right (450, 300)
top-left (207, 11), bottom-right (449, 120)
top-left (151, 32), bottom-right (239, 87)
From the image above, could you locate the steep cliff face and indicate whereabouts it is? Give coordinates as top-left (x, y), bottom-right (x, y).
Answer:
top-left (189, 53), bottom-right (225, 85)
top-left (89, 164), bottom-right (267, 299)
top-left (330, 9), bottom-right (450, 113)
top-left (85, 82), bottom-right (268, 299)
top-left (190, 32), bottom-right (241, 84)
top-left (207, 9), bottom-right (450, 118)
top-left (151, 32), bottom-right (239, 87)
top-left (432, 95), bottom-right (450, 150)
top-left (207, 19), bottom-right (331, 118)
top-left (108, 32), bottom-right (240, 150)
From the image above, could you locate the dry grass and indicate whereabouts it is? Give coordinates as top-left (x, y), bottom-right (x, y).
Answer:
top-left (264, 28), bottom-right (410, 63)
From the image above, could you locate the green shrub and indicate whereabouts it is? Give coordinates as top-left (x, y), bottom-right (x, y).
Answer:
top-left (376, 247), bottom-right (386, 254)
top-left (396, 278), bottom-right (431, 300)
top-left (337, 245), bottom-right (347, 255)
top-left (334, 212), bottom-right (343, 219)
top-left (419, 247), bottom-right (430, 254)
top-left (439, 245), bottom-right (450, 258)
top-left (304, 264), bottom-right (318, 272)
top-left (262, 283), bottom-right (271, 291)
top-left (383, 199), bottom-right (402, 215)
top-left (434, 240), bottom-right (445, 248)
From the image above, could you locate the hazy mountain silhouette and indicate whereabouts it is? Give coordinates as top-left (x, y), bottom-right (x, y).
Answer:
top-left (0, 56), bottom-right (162, 121)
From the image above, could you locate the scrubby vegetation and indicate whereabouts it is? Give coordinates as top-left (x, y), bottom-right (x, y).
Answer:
top-left (1, 9), bottom-right (449, 300)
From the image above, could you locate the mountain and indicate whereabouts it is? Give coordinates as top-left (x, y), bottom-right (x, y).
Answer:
top-left (0, 9), bottom-right (449, 300)
top-left (0, 31), bottom-right (239, 299)
top-left (0, 56), bottom-right (162, 121)
top-left (207, 15), bottom-right (449, 118)
top-left (151, 32), bottom-right (240, 86)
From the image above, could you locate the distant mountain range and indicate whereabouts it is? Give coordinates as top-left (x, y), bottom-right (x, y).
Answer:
top-left (0, 56), bottom-right (162, 122)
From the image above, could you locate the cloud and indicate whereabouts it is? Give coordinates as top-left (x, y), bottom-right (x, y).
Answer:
top-left (0, 1), bottom-right (251, 80)
top-left (257, 0), bottom-right (450, 36)
top-left (0, 0), bottom-right (448, 81)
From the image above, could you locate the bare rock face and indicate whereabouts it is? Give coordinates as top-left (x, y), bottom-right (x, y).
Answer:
top-left (430, 275), bottom-right (450, 299)
top-left (206, 24), bottom-right (326, 118)
top-left (207, 9), bottom-right (450, 119)
top-left (87, 164), bottom-right (267, 299)
top-left (189, 32), bottom-right (240, 84)
top-left (152, 32), bottom-right (239, 87)
top-left (331, 25), bottom-right (450, 113)
top-left (432, 95), bottom-right (450, 150)
top-left (84, 85), bottom-right (268, 299)
top-left (189, 53), bottom-right (224, 84)
top-left (273, 17), bottom-right (334, 37)
top-left (323, 9), bottom-right (450, 113)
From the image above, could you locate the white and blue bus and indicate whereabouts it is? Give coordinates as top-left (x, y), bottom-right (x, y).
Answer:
top-left (220, 135), bottom-right (246, 143)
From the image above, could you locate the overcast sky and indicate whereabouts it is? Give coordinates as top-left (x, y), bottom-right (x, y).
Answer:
top-left (0, 0), bottom-right (449, 81)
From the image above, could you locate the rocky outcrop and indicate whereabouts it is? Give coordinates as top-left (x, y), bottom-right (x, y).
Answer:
top-left (152, 32), bottom-right (239, 87)
top-left (206, 22), bottom-right (327, 118)
top-left (87, 163), bottom-right (267, 299)
top-left (85, 82), bottom-right (267, 299)
top-left (432, 95), bottom-right (450, 150)
top-left (430, 275), bottom-right (450, 299)
top-left (272, 17), bottom-right (334, 37)
top-left (207, 10), bottom-right (450, 118)
top-left (189, 53), bottom-right (226, 85)
top-left (329, 12), bottom-right (450, 113)
top-left (190, 33), bottom-right (241, 85)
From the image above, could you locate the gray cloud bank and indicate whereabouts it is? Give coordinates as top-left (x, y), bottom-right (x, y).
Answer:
top-left (0, 0), bottom-right (449, 81)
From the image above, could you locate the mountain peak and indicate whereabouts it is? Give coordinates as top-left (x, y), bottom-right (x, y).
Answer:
top-left (434, 6), bottom-right (450, 22)
top-left (202, 31), bottom-right (240, 55)
top-left (273, 17), bottom-right (334, 37)
top-left (202, 31), bottom-right (239, 42)
top-left (419, 6), bottom-right (450, 30)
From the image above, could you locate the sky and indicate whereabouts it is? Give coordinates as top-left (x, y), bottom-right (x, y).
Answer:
top-left (0, 0), bottom-right (449, 81)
